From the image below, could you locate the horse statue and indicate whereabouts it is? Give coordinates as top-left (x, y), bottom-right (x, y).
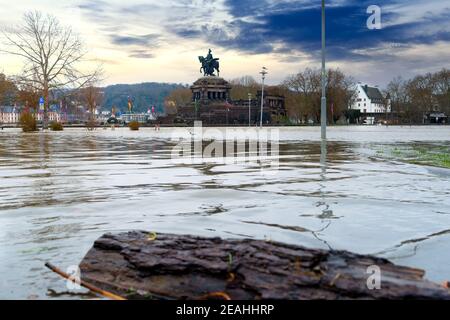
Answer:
top-left (198, 49), bottom-right (220, 77)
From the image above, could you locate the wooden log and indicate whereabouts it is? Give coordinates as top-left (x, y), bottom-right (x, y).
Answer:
top-left (79, 231), bottom-right (450, 300)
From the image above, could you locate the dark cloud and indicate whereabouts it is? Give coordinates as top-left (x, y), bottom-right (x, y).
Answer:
top-left (110, 34), bottom-right (159, 47)
top-left (129, 50), bottom-right (155, 59)
top-left (77, 0), bottom-right (450, 59)
top-left (169, 27), bottom-right (202, 39)
top-left (198, 0), bottom-right (450, 62)
top-left (77, 0), bottom-right (110, 12)
top-left (75, 0), bottom-right (450, 83)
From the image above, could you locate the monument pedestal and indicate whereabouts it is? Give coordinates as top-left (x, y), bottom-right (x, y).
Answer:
top-left (191, 76), bottom-right (232, 103)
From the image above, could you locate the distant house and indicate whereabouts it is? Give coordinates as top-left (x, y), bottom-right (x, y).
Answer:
top-left (33, 105), bottom-right (63, 123)
top-left (1, 104), bottom-right (65, 125)
top-left (423, 95), bottom-right (448, 124)
top-left (350, 84), bottom-right (391, 124)
top-left (424, 112), bottom-right (448, 124)
top-left (36, 111), bottom-right (61, 123)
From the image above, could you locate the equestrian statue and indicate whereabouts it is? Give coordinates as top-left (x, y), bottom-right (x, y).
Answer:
top-left (198, 49), bottom-right (220, 77)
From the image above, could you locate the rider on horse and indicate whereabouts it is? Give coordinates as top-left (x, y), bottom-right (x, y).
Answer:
top-left (199, 49), bottom-right (220, 77)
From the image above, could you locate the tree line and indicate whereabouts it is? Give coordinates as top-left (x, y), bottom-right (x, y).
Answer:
top-left (165, 67), bottom-right (449, 125)
top-left (386, 69), bottom-right (450, 124)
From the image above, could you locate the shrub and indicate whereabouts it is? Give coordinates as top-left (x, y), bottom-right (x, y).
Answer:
top-left (50, 122), bottom-right (63, 131)
top-left (19, 112), bottom-right (37, 132)
top-left (128, 121), bottom-right (140, 131)
top-left (86, 119), bottom-right (97, 130)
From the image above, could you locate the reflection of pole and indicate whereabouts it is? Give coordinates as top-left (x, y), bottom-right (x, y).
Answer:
top-left (320, 138), bottom-right (327, 174)
top-left (248, 93), bottom-right (252, 127)
top-left (321, 0), bottom-right (327, 140)
top-left (260, 67), bottom-right (267, 128)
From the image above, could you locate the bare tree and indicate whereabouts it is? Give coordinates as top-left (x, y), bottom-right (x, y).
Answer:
top-left (283, 69), bottom-right (315, 122)
top-left (283, 68), bottom-right (355, 123)
top-left (405, 73), bottom-right (434, 123)
top-left (432, 68), bottom-right (450, 115)
top-left (229, 76), bottom-right (258, 87)
top-left (1, 11), bottom-right (101, 128)
top-left (386, 76), bottom-right (408, 123)
top-left (326, 69), bottom-right (356, 123)
top-left (0, 73), bottom-right (17, 105)
top-left (16, 82), bottom-right (40, 111)
top-left (229, 75), bottom-right (260, 100)
top-left (79, 84), bottom-right (103, 120)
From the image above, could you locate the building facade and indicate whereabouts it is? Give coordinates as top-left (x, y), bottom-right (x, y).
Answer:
top-left (1, 105), bottom-right (74, 125)
top-left (0, 106), bottom-right (21, 124)
top-left (350, 84), bottom-right (391, 124)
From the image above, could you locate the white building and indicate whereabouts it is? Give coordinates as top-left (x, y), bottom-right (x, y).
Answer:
top-left (35, 112), bottom-right (62, 123)
top-left (1, 106), bottom-right (63, 124)
top-left (0, 106), bottom-right (21, 124)
top-left (351, 84), bottom-right (391, 124)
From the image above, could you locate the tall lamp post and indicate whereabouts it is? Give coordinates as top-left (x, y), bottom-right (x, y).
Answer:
top-left (259, 67), bottom-right (267, 128)
top-left (321, 0), bottom-right (327, 140)
top-left (248, 93), bottom-right (252, 126)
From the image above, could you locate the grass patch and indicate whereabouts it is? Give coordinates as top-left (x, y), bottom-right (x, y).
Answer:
top-left (376, 144), bottom-right (450, 169)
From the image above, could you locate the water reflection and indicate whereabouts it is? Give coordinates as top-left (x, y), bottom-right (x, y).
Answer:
top-left (0, 128), bottom-right (450, 298)
top-left (320, 138), bottom-right (327, 173)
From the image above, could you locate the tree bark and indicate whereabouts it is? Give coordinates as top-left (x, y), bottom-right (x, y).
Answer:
top-left (43, 82), bottom-right (49, 129)
top-left (79, 231), bottom-right (450, 300)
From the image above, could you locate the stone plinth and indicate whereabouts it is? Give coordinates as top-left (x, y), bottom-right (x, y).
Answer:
top-left (191, 76), bottom-right (232, 103)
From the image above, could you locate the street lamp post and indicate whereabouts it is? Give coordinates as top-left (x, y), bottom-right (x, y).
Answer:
top-left (259, 67), bottom-right (267, 128)
top-left (248, 93), bottom-right (252, 126)
top-left (321, 0), bottom-right (327, 140)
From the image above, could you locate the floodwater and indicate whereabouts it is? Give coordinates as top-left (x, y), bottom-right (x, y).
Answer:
top-left (0, 126), bottom-right (449, 299)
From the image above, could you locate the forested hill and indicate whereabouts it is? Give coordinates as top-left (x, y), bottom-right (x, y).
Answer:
top-left (101, 82), bottom-right (187, 113)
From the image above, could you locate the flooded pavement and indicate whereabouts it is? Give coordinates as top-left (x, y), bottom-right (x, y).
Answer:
top-left (0, 126), bottom-right (449, 299)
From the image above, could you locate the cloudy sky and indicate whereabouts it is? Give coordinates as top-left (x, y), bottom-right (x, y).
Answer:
top-left (0, 0), bottom-right (449, 87)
